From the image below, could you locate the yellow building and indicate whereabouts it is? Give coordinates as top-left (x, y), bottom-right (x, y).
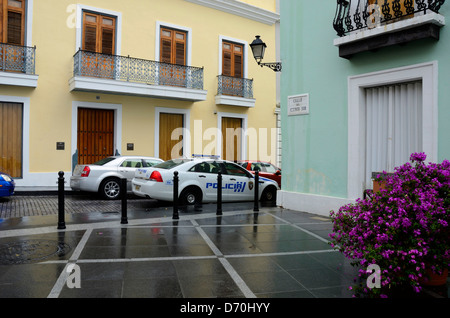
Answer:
top-left (0, 0), bottom-right (279, 190)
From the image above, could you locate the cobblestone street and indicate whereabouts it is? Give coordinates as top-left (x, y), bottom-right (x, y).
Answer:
top-left (0, 193), bottom-right (162, 219)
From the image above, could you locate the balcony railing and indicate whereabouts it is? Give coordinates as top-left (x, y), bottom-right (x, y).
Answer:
top-left (0, 43), bottom-right (36, 74)
top-left (217, 75), bottom-right (253, 99)
top-left (333, 0), bottom-right (446, 37)
top-left (73, 49), bottom-right (204, 90)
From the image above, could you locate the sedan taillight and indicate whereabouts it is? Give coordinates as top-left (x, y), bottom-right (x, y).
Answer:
top-left (150, 171), bottom-right (163, 182)
top-left (81, 166), bottom-right (91, 177)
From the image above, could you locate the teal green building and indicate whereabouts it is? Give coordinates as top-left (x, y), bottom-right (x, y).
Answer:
top-left (278, 1), bottom-right (449, 216)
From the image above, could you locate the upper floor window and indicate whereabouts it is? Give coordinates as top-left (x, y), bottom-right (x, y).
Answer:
top-left (222, 41), bottom-right (243, 78)
top-left (155, 22), bottom-right (191, 66)
top-left (160, 27), bottom-right (186, 65)
top-left (0, 0), bottom-right (25, 45)
top-left (82, 11), bottom-right (116, 55)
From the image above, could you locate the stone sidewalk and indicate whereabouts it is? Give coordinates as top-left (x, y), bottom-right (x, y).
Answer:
top-left (0, 193), bottom-right (162, 218)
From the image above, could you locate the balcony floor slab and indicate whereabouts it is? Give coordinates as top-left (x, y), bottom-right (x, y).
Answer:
top-left (69, 76), bottom-right (207, 102)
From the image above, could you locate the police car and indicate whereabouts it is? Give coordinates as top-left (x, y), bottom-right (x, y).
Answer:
top-left (131, 158), bottom-right (279, 205)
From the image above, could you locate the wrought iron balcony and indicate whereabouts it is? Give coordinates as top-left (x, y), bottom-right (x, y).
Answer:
top-left (0, 43), bottom-right (36, 74)
top-left (333, 0), bottom-right (446, 58)
top-left (73, 49), bottom-right (204, 90)
top-left (333, 0), bottom-right (446, 37)
top-left (217, 75), bottom-right (253, 99)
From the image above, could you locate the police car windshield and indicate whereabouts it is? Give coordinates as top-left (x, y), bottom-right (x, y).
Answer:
top-left (153, 159), bottom-right (192, 169)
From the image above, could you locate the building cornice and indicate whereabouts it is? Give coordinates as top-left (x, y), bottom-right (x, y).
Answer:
top-left (185, 0), bottom-right (279, 25)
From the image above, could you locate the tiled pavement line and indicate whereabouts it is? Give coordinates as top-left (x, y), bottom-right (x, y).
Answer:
top-left (268, 213), bottom-right (332, 244)
top-left (190, 219), bottom-right (256, 298)
top-left (47, 228), bottom-right (93, 298)
top-left (0, 209), bottom-right (260, 239)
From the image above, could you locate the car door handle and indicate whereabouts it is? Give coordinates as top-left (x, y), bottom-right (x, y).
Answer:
top-left (199, 175), bottom-right (206, 178)
top-left (230, 178), bottom-right (236, 181)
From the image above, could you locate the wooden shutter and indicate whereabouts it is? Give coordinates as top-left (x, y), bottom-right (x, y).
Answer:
top-left (174, 31), bottom-right (186, 65)
top-left (222, 41), bottom-right (243, 78)
top-left (1, 0), bottom-right (25, 45)
top-left (101, 17), bottom-right (115, 55)
top-left (0, 102), bottom-right (23, 178)
top-left (84, 13), bottom-right (96, 52)
top-left (160, 27), bottom-right (186, 65)
top-left (234, 50), bottom-right (242, 78)
top-left (83, 13), bottom-right (97, 52)
top-left (160, 29), bottom-right (173, 64)
top-left (223, 43), bottom-right (232, 77)
top-left (82, 12), bottom-right (115, 54)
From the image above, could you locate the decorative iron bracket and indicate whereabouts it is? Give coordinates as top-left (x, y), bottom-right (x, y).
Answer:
top-left (258, 62), bottom-right (282, 72)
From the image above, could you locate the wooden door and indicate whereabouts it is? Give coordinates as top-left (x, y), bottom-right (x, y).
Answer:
top-left (222, 41), bottom-right (244, 96)
top-left (0, 102), bottom-right (22, 178)
top-left (77, 108), bottom-right (114, 165)
top-left (222, 117), bottom-right (242, 162)
top-left (0, 0), bottom-right (25, 72)
top-left (159, 27), bottom-right (186, 87)
top-left (82, 12), bottom-right (116, 78)
top-left (159, 113), bottom-right (184, 161)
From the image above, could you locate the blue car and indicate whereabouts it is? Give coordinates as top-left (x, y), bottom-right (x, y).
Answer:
top-left (0, 172), bottom-right (15, 197)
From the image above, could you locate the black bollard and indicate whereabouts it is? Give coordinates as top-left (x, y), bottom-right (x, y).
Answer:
top-left (57, 171), bottom-right (66, 230)
top-left (253, 170), bottom-right (259, 212)
top-left (121, 178), bottom-right (128, 224)
top-left (217, 171), bottom-right (222, 215)
top-left (173, 171), bottom-right (179, 220)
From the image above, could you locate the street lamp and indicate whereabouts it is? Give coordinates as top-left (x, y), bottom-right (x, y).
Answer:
top-left (250, 35), bottom-right (282, 72)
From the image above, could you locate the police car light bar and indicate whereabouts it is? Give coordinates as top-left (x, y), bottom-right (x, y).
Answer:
top-left (191, 154), bottom-right (220, 159)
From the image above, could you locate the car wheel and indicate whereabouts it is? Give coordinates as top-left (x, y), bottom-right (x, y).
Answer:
top-left (261, 186), bottom-right (277, 202)
top-left (179, 187), bottom-right (202, 206)
top-left (100, 178), bottom-right (121, 200)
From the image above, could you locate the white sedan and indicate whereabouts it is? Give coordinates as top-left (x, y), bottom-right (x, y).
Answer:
top-left (70, 156), bottom-right (163, 199)
top-left (132, 158), bottom-right (279, 205)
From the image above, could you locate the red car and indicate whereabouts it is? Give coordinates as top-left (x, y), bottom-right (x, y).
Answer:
top-left (239, 161), bottom-right (281, 187)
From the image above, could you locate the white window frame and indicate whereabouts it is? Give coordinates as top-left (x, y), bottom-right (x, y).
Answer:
top-left (347, 61), bottom-right (438, 200)
top-left (154, 107), bottom-right (191, 159)
top-left (24, 0), bottom-right (34, 46)
top-left (75, 4), bottom-right (122, 54)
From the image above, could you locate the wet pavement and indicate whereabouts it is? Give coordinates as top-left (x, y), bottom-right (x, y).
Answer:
top-left (0, 193), bottom-right (448, 304)
top-left (0, 194), bottom-right (359, 300)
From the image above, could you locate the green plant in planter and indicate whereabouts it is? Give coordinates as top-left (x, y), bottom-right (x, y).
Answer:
top-left (329, 153), bottom-right (449, 297)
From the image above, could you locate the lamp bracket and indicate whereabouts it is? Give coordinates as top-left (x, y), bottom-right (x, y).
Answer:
top-left (258, 61), bottom-right (282, 72)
